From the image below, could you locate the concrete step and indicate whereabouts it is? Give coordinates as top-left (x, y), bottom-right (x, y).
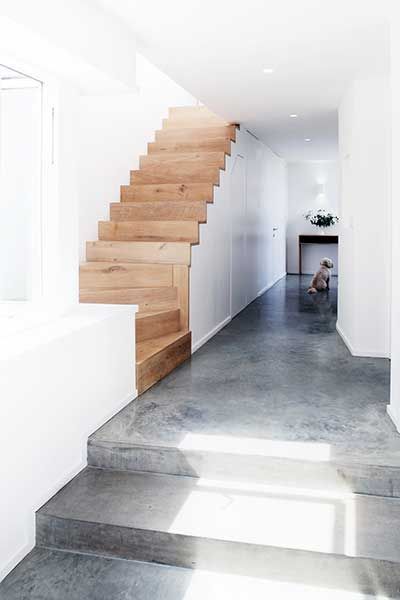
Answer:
top-left (4, 546), bottom-right (400, 599)
top-left (88, 432), bottom-right (400, 498)
top-left (37, 467), bottom-right (400, 566)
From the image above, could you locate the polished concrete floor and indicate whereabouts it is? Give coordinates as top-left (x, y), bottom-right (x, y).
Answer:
top-left (92, 275), bottom-right (398, 468)
top-left (3, 275), bottom-right (400, 600)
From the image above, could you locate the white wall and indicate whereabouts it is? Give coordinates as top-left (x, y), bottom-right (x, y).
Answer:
top-left (0, 0), bottom-right (136, 93)
top-left (0, 7), bottom-right (141, 580)
top-left (337, 76), bottom-right (391, 358)
top-left (190, 129), bottom-right (288, 350)
top-left (286, 161), bottom-right (339, 275)
top-left (388, 21), bottom-right (400, 429)
top-left (0, 304), bottom-right (137, 581)
top-left (78, 53), bottom-right (196, 259)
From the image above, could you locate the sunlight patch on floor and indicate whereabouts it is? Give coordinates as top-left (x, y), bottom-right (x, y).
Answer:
top-left (181, 569), bottom-right (385, 600)
top-left (178, 434), bottom-right (332, 461)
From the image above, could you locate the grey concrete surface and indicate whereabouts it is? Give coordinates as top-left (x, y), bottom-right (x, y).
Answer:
top-left (36, 466), bottom-right (400, 564)
top-left (3, 547), bottom-right (400, 599)
top-left (3, 276), bottom-right (400, 599)
top-left (89, 276), bottom-right (400, 492)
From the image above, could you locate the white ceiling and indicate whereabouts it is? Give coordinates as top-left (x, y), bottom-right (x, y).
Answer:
top-left (97, 0), bottom-right (390, 160)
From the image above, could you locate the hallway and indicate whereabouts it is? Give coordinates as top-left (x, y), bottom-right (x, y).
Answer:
top-left (3, 276), bottom-right (400, 599)
top-left (90, 275), bottom-right (397, 474)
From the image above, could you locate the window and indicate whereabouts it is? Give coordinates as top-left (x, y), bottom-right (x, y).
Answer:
top-left (0, 64), bottom-right (42, 302)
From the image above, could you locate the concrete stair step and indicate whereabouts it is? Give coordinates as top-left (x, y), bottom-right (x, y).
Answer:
top-left (87, 432), bottom-right (400, 498)
top-left (36, 467), bottom-right (400, 566)
top-left (4, 546), bottom-right (400, 599)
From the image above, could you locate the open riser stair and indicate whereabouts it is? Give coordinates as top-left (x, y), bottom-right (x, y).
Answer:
top-left (79, 105), bottom-right (237, 394)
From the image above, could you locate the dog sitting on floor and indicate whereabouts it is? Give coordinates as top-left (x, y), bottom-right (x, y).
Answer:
top-left (307, 257), bottom-right (334, 294)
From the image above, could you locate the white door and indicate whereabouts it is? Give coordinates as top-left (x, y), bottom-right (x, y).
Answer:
top-left (230, 154), bottom-right (247, 317)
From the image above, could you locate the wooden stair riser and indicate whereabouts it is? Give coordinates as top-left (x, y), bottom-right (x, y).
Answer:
top-left (136, 309), bottom-right (181, 343)
top-left (139, 152), bottom-right (225, 171)
top-left (86, 241), bottom-right (191, 266)
top-left (137, 331), bottom-right (191, 393)
top-left (80, 287), bottom-right (179, 312)
top-left (130, 166), bottom-right (220, 185)
top-left (80, 262), bottom-right (173, 290)
top-left (155, 125), bottom-right (236, 143)
top-left (79, 104), bottom-right (237, 393)
top-left (110, 201), bottom-right (207, 223)
top-left (168, 106), bottom-right (222, 120)
top-left (173, 264), bottom-right (189, 330)
top-left (99, 221), bottom-right (199, 243)
top-left (148, 138), bottom-right (231, 156)
top-left (121, 183), bottom-right (214, 203)
top-left (162, 117), bottom-right (231, 129)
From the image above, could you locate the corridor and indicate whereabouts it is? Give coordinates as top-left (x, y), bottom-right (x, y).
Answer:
top-left (92, 274), bottom-right (396, 471)
top-left (3, 276), bottom-right (400, 600)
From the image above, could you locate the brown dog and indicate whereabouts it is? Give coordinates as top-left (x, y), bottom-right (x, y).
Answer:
top-left (307, 258), bottom-right (334, 294)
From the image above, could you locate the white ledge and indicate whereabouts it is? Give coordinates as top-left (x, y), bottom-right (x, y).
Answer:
top-left (0, 303), bottom-right (137, 361)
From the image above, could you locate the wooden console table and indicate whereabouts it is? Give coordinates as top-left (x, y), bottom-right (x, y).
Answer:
top-left (298, 234), bottom-right (338, 274)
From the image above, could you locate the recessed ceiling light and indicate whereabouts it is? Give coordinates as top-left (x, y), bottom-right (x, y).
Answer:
top-left (305, 138), bottom-right (312, 142)
top-left (263, 68), bottom-right (274, 74)
top-left (289, 114), bottom-right (298, 118)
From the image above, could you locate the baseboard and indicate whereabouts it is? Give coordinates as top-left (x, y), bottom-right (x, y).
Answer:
top-left (336, 322), bottom-right (389, 359)
top-left (387, 404), bottom-right (400, 433)
top-left (87, 390), bottom-right (137, 440)
top-left (0, 542), bottom-right (35, 583)
top-left (192, 274), bottom-right (287, 353)
top-left (192, 316), bottom-right (232, 353)
top-left (257, 272), bottom-right (287, 297)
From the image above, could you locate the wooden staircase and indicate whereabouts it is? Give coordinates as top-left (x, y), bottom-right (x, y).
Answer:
top-left (80, 106), bottom-right (237, 394)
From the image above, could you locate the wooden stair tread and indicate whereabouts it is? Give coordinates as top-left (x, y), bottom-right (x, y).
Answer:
top-left (135, 308), bottom-right (181, 343)
top-left (80, 286), bottom-right (179, 311)
top-left (121, 183), bottom-right (214, 203)
top-left (99, 220), bottom-right (199, 243)
top-left (136, 308), bottom-right (178, 319)
top-left (136, 330), bottom-right (190, 364)
top-left (80, 261), bottom-right (173, 289)
top-left (80, 104), bottom-right (237, 392)
top-left (155, 125), bottom-right (236, 143)
top-left (110, 201), bottom-right (207, 223)
top-left (148, 138), bottom-right (231, 155)
top-left (130, 166), bottom-right (220, 185)
top-left (140, 151), bottom-right (226, 170)
top-left (86, 241), bottom-right (191, 265)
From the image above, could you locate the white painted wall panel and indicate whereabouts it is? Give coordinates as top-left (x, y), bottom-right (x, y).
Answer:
top-left (337, 76), bottom-right (391, 358)
top-left (0, 305), bottom-right (136, 581)
top-left (190, 129), bottom-right (288, 350)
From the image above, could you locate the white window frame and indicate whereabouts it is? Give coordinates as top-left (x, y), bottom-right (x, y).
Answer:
top-left (0, 54), bottom-right (59, 311)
